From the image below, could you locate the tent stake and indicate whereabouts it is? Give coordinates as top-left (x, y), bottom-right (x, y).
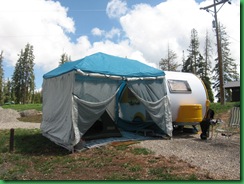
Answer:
top-left (9, 128), bottom-right (14, 152)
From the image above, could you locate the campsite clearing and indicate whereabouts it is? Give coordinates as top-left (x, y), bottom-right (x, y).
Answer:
top-left (0, 128), bottom-right (239, 180)
top-left (0, 129), bottom-right (225, 180)
top-left (0, 107), bottom-right (240, 180)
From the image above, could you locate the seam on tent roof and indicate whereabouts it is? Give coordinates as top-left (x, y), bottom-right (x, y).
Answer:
top-left (76, 69), bottom-right (124, 80)
top-left (76, 69), bottom-right (165, 81)
top-left (126, 76), bottom-right (165, 81)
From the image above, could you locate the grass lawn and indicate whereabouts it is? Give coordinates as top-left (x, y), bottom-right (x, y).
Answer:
top-left (2, 102), bottom-right (239, 114)
top-left (2, 103), bottom-right (42, 112)
top-left (209, 102), bottom-right (240, 114)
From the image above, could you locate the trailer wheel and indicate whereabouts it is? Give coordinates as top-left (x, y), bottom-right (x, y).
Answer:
top-left (200, 133), bottom-right (207, 140)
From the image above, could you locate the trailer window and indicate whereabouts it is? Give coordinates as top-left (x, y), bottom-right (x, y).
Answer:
top-left (167, 79), bottom-right (191, 93)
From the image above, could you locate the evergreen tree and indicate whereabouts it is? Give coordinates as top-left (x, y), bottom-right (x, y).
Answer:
top-left (183, 28), bottom-right (200, 74)
top-left (212, 24), bottom-right (239, 102)
top-left (202, 31), bottom-right (214, 102)
top-left (183, 29), bottom-right (214, 102)
top-left (181, 50), bottom-right (185, 71)
top-left (203, 31), bottom-right (213, 78)
top-left (182, 57), bottom-right (192, 72)
top-left (159, 44), bottom-right (180, 71)
top-left (195, 54), bottom-right (205, 77)
top-left (12, 43), bottom-right (35, 104)
top-left (33, 91), bottom-right (42, 103)
top-left (195, 53), bottom-right (213, 102)
top-left (202, 76), bottom-right (214, 102)
top-left (59, 53), bottom-right (71, 66)
top-left (0, 51), bottom-right (4, 105)
top-left (3, 78), bottom-right (12, 104)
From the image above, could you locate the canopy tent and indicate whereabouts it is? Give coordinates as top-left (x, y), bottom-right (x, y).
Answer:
top-left (41, 52), bottom-right (172, 151)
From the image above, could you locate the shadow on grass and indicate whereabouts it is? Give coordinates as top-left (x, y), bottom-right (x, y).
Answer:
top-left (3, 129), bottom-right (70, 156)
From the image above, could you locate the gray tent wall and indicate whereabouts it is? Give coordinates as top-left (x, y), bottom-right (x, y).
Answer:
top-left (41, 71), bottom-right (123, 151)
top-left (41, 72), bottom-right (76, 150)
top-left (41, 71), bottom-right (173, 151)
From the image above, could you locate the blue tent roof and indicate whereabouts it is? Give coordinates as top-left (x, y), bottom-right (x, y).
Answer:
top-left (43, 52), bottom-right (164, 79)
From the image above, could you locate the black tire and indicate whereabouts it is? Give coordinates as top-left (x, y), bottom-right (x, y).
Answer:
top-left (200, 133), bottom-right (207, 140)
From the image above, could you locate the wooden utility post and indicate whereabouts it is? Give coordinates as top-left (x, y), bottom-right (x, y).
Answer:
top-left (200, 0), bottom-right (231, 105)
top-left (213, 0), bottom-right (225, 105)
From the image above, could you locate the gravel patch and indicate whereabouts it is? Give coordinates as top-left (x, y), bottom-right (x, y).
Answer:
top-left (135, 133), bottom-right (240, 180)
top-left (0, 107), bottom-right (40, 129)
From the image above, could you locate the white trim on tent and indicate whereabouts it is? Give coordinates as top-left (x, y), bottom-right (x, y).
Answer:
top-left (76, 69), bottom-right (123, 80)
top-left (126, 76), bottom-right (165, 81)
top-left (76, 69), bottom-right (165, 81)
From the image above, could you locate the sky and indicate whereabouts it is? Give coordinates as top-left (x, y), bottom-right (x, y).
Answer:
top-left (0, 0), bottom-right (240, 90)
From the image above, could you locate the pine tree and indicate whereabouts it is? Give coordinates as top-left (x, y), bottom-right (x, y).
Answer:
top-left (0, 51), bottom-right (4, 105)
top-left (182, 29), bottom-right (214, 102)
top-left (159, 44), bottom-right (180, 71)
top-left (212, 24), bottom-right (239, 102)
top-left (3, 78), bottom-right (12, 104)
top-left (182, 57), bottom-right (192, 72)
top-left (12, 43), bottom-right (35, 104)
top-left (203, 31), bottom-right (213, 77)
top-left (202, 31), bottom-right (214, 102)
top-left (195, 53), bottom-right (213, 102)
top-left (195, 54), bottom-right (205, 77)
top-left (183, 28), bottom-right (200, 74)
top-left (59, 53), bottom-right (71, 66)
top-left (33, 91), bottom-right (42, 103)
top-left (181, 50), bottom-right (185, 71)
top-left (202, 76), bottom-right (214, 102)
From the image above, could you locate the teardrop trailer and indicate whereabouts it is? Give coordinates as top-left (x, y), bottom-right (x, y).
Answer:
top-left (118, 71), bottom-right (213, 138)
top-left (164, 71), bottom-right (215, 139)
top-left (164, 71), bottom-right (209, 126)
